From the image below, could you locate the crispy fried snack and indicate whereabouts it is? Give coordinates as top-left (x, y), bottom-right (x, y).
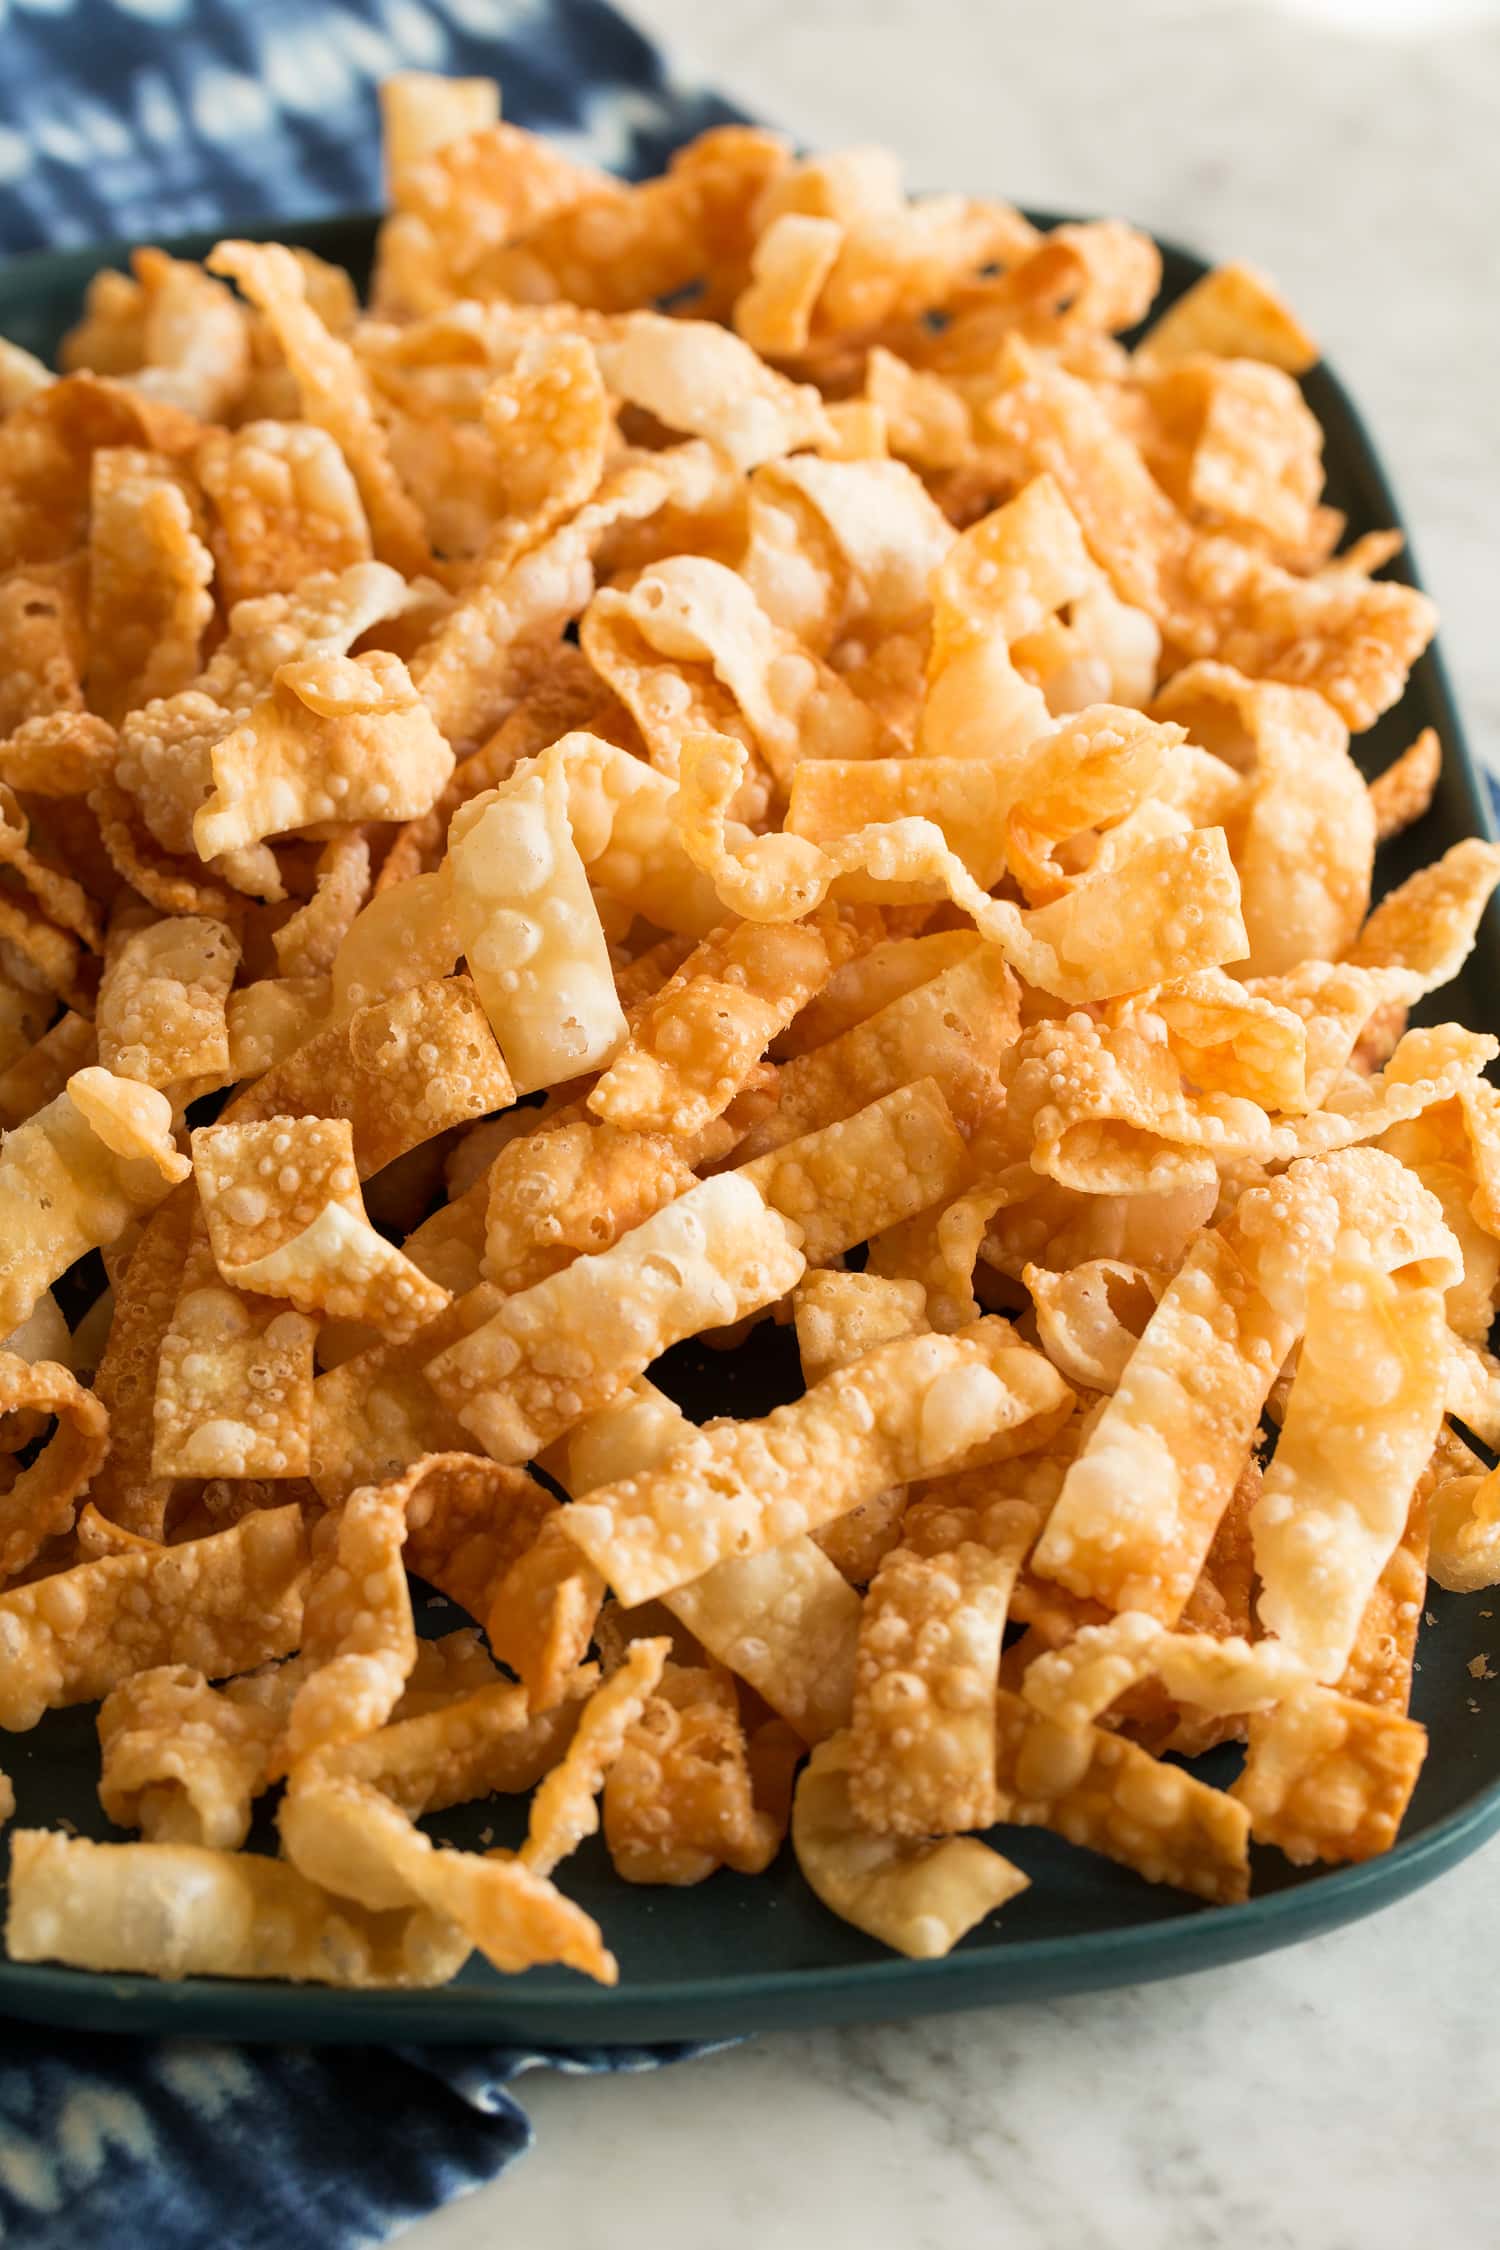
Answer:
top-left (0, 92), bottom-right (1493, 1990)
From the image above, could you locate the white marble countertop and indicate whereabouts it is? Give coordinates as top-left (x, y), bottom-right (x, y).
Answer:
top-left (413, 3), bottom-right (1500, 2244)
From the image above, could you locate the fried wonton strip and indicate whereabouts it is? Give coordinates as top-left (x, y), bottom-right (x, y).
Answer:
top-left (1250, 1253), bottom-right (1448, 1681)
top-left (1030, 1149), bottom-right (1459, 1621)
top-left (96, 912), bottom-right (239, 1106)
top-left (194, 650), bottom-right (454, 862)
top-left (208, 241), bottom-right (433, 579)
top-left (426, 1173), bottom-right (805, 1464)
top-left (733, 211), bottom-right (843, 356)
top-left (989, 343), bottom-right (1432, 730)
top-left (86, 447), bottom-right (214, 724)
top-left (777, 931), bottom-right (984, 1059)
top-left (198, 420), bottom-right (372, 608)
top-left (1135, 261), bottom-right (1318, 375)
top-left (1428, 1466), bottom-right (1500, 1603)
top-left (588, 908), bottom-right (870, 1139)
top-left (1005, 1009), bottom-right (1494, 1197)
top-left (276, 1479), bottom-right (417, 1772)
top-left (224, 975), bottom-right (514, 1179)
top-left (193, 1116), bottom-right (450, 1341)
top-left (273, 831), bottom-right (372, 979)
top-left (518, 1637), bottom-right (670, 1879)
top-left (379, 69), bottom-right (501, 192)
top-left (482, 1118), bottom-right (695, 1292)
top-left (739, 1078), bottom-right (968, 1268)
top-left (992, 1686), bottom-right (1250, 1902)
top-left (0, 1504), bottom-right (307, 1730)
top-left (0, 1069), bottom-right (188, 1338)
top-left (595, 312), bottom-right (832, 467)
top-left (918, 474), bottom-right (1095, 762)
top-left (0, 716), bottom-right (112, 818)
top-left (279, 1770), bottom-right (614, 1984)
top-left (0, 1008), bottom-right (95, 1129)
top-left (562, 1322), bottom-right (1070, 1606)
top-left (86, 1183), bottom-right (193, 1539)
top-left (676, 733), bottom-right (1247, 1005)
top-left (1369, 727), bottom-right (1441, 844)
top-left (0, 569), bottom-right (86, 741)
top-left (315, 1671), bottom-right (592, 1814)
top-left (793, 1271), bottom-right (926, 1583)
top-left (1337, 1473), bottom-right (1430, 1712)
top-left (98, 1665), bottom-right (280, 1848)
top-left (485, 1513), bottom-right (607, 1715)
top-left (308, 1290), bottom-right (493, 1506)
top-left (1346, 837), bottom-right (1500, 993)
top-left (1230, 1688), bottom-right (1426, 1865)
top-left (737, 943), bottom-right (1021, 1159)
top-left (399, 1451), bottom-right (560, 1641)
top-left (412, 443), bottom-right (733, 759)
top-left (793, 1732), bottom-right (1027, 1958)
top-left (447, 753), bottom-right (626, 1094)
top-left (556, 1381), bottom-right (862, 1740)
top-left (0, 1350), bottom-right (108, 1582)
top-left (1025, 1259), bottom-right (1164, 1393)
top-left (325, 869), bottom-right (462, 1028)
top-left (1151, 663), bottom-right (1373, 976)
top-left (849, 1531), bottom-right (1026, 1838)
top-left (0, 885), bottom-right (90, 1009)
top-left (151, 1230), bottom-right (316, 1480)
top-left (114, 559), bottom-right (421, 878)
top-left (5, 1831), bottom-right (471, 1987)
top-left (603, 1663), bottom-right (784, 1884)
top-left (793, 1271), bottom-right (929, 1385)
top-left (1017, 1612), bottom-right (1305, 1731)
top-left (667, 1541), bottom-right (863, 1746)
top-left (586, 554), bottom-right (883, 797)
top-left (475, 124), bottom-right (787, 314)
top-left (0, 790), bottom-right (103, 967)
top-left (122, 247), bottom-right (254, 419)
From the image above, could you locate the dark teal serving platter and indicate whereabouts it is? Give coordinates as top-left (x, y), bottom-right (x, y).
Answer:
top-left (0, 213), bottom-right (1496, 2045)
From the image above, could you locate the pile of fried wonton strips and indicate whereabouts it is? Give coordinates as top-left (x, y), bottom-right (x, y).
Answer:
top-left (0, 75), bottom-right (1495, 1989)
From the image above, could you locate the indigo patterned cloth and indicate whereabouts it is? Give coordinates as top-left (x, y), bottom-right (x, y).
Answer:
top-left (0, 0), bottom-right (744, 252)
top-left (0, 4), bottom-right (742, 2244)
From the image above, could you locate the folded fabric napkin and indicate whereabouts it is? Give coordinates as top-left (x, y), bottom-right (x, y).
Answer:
top-left (0, 3), bottom-right (743, 2245)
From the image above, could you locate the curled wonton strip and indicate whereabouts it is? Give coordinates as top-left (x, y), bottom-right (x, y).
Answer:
top-left (1029, 1149), bottom-right (1461, 1622)
top-left (6, 1830), bottom-right (472, 1986)
top-left (198, 419), bottom-right (372, 608)
top-left (555, 1382), bottom-right (862, 1742)
top-left (1152, 662), bottom-right (1374, 975)
top-left (194, 650), bottom-right (454, 862)
top-left (988, 341), bottom-right (1434, 732)
top-left (1250, 1250), bottom-right (1448, 1681)
top-left (1230, 1688), bottom-right (1426, 1866)
top-left (208, 240), bottom-right (433, 579)
top-left (96, 911), bottom-right (240, 1108)
top-left (425, 1172), bottom-right (805, 1464)
top-left (0, 1067), bottom-right (188, 1339)
top-left (98, 1665), bottom-right (284, 1849)
top-left (0, 1504), bottom-right (307, 1731)
top-left (280, 1766), bottom-right (614, 1983)
top-left (446, 750), bottom-right (625, 1095)
top-left (86, 446), bottom-right (214, 725)
top-left (193, 1115), bottom-right (450, 1340)
top-left (560, 1320), bottom-right (1070, 1607)
top-left (0, 1350), bottom-right (109, 1582)
top-left (676, 731), bottom-right (1248, 1007)
top-left (792, 1732), bottom-right (1027, 1958)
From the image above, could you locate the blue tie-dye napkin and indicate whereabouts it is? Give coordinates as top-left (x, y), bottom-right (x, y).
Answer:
top-left (0, 5), bottom-right (742, 2244)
